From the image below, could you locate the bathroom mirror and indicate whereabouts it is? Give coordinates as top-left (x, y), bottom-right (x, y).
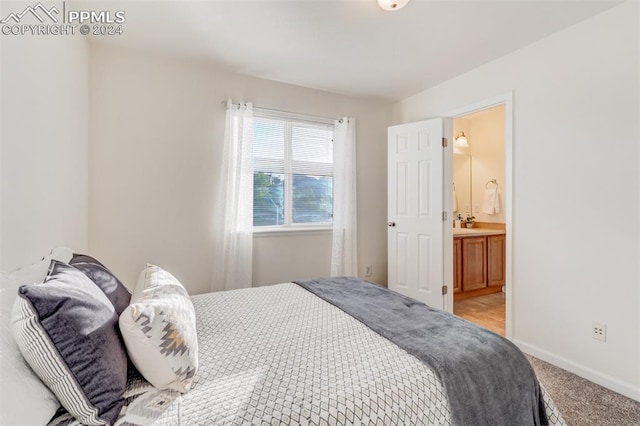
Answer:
top-left (453, 154), bottom-right (472, 216)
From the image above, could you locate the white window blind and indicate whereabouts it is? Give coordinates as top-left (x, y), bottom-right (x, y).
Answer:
top-left (253, 112), bottom-right (334, 227)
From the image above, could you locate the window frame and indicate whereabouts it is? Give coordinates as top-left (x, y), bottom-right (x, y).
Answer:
top-left (252, 109), bottom-right (335, 232)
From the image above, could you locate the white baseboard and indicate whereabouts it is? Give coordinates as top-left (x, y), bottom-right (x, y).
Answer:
top-left (514, 339), bottom-right (640, 402)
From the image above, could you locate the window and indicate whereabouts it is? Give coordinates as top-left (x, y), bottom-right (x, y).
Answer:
top-left (253, 112), bottom-right (334, 227)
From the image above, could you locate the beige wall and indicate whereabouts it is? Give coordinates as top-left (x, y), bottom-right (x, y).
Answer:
top-left (253, 231), bottom-right (332, 286)
top-left (464, 106), bottom-right (506, 224)
top-left (1, 31), bottom-right (89, 271)
top-left (394, 2), bottom-right (639, 399)
top-left (89, 45), bottom-right (392, 294)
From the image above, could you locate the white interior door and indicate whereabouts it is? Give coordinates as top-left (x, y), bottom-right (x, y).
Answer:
top-left (388, 118), bottom-right (452, 310)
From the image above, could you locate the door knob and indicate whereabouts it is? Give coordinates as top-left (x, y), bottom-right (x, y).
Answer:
top-left (388, 222), bottom-right (396, 227)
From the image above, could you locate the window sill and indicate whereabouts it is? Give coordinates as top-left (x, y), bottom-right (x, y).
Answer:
top-left (253, 226), bottom-right (333, 237)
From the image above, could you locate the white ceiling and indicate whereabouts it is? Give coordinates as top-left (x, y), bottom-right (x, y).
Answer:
top-left (81, 0), bottom-right (621, 101)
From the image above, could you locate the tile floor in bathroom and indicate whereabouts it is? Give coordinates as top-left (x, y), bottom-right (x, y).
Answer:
top-left (454, 292), bottom-right (505, 336)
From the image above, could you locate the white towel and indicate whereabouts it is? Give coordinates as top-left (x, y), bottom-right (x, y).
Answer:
top-left (482, 187), bottom-right (500, 214)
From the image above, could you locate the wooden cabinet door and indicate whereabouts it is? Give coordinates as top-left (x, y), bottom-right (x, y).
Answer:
top-left (487, 234), bottom-right (506, 287)
top-left (453, 238), bottom-right (462, 293)
top-left (462, 237), bottom-right (487, 291)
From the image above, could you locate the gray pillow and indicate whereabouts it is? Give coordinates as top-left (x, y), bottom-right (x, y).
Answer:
top-left (70, 254), bottom-right (131, 315)
top-left (11, 260), bottom-right (127, 425)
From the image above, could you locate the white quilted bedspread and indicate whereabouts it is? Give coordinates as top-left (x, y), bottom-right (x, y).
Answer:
top-left (51, 283), bottom-right (565, 425)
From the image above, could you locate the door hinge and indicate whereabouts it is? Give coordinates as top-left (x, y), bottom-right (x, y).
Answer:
top-left (442, 137), bottom-right (448, 147)
top-left (442, 285), bottom-right (448, 295)
top-left (442, 211), bottom-right (447, 221)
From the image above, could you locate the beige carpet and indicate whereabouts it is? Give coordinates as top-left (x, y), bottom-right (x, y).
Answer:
top-left (527, 355), bottom-right (640, 426)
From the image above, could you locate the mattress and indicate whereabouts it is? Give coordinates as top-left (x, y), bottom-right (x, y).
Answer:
top-left (51, 283), bottom-right (565, 425)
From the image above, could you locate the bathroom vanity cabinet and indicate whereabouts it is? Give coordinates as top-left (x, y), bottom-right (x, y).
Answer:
top-left (453, 231), bottom-right (505, 300)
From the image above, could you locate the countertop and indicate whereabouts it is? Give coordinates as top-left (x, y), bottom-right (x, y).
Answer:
top-left (453, 228), bottom-right (505, 237)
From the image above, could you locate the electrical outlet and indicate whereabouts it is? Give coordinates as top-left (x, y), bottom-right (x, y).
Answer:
top-left (592, 322), bottom-right (607, 342)
top-left (364, 264), bottom-right (372, 277)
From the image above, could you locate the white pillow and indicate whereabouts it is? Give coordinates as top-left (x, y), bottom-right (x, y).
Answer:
top-left (0, 273), bottom-right (59, 425)
top-left (119, 264), bottom-right (198, 392)
top-left (8, 246), bottom-right (74, 285)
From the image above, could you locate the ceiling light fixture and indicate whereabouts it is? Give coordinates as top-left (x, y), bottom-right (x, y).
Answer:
top-left (377, 0), bottom-right (410, 11)
top-left (455, 131), bottom-right (469, 147)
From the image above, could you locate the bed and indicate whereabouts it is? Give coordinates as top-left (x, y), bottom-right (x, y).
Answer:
top-left (2, 249), bottom-right (564, 425)
top-left (45, 278), bottom-right (565, 426)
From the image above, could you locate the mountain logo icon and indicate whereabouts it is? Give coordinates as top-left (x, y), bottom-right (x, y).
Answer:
top-left (1, 2), bottom-right (59, 24)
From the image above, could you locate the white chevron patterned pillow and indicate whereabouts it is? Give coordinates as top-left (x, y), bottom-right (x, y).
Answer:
top-left (119, 264), bottom-right (198, 392)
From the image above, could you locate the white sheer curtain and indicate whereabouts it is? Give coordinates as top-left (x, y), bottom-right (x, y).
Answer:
top-left (331, 117), bottom-right (358, 276)
top-left (212, 100), bottom-right (254, 291)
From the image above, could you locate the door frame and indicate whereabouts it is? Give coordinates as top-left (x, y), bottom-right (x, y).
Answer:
top-left (443, 91), bottom-right (514, 339)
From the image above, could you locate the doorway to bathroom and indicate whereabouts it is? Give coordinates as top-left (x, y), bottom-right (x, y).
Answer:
top-left (447, 98), bottom-right (511, 337)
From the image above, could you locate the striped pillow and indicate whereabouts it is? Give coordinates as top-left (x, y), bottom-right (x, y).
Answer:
top-left (11, 261), bottom-right (127, 425)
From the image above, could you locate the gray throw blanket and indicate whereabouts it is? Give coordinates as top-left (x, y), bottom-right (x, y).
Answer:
top-left (295, 277), bottom-right (548, 426)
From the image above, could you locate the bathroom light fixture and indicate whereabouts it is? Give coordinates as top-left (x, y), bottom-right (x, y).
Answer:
top-left (455, 131), bottom-right (469, 147)
top-left (377, 0), bottom-right (410, 11)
